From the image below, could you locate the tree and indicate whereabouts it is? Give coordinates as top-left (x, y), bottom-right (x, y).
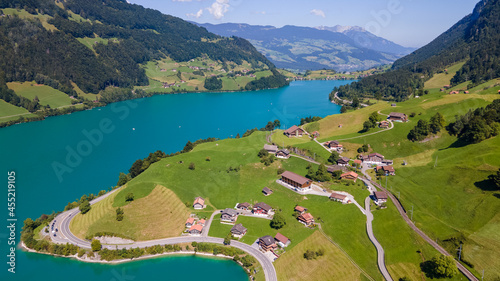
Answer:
top-left (91, 239), bottom-right (101, 252)
top-left (117, 172), bottom-right (130, 186)
top-left (408, 119), bottom-right (430, 141)
top-left (369, 112), bottom-right (379, 124)
top-left (277, 167), bottom-right (285, 175)
top-left (429, 255), bottom-right (459, 278)
top-left (315, 164), bottom-right (331, 182)
top-left (116, 208), bottom-right (124, 221)
top-left (340, 106), bottom-right (347, 113)
top-left (352, 97), bottom-right (360, 108)
top-left (489, 168), bottom-right (500, 189)
top-left (270, 212), bottom-right (286, 229)
top-left (189, 162), bottom-right (195, 170)
top-left (328, 151), bottom-right (340, 164)
top-left (273, 119), bottom-right (281, 129)
top-left (204, 76), bottom-right (223, 90)
top-left (304, 249), bottom-right (316, 260)
top-left (430, 112), bottom-right (446, 134)
top-left (79, 200), bottom-right (91, 214)
top-left (362, 144), bottom-right (369, 152)
top-left (224, 232), bottom-right (232, 245)
top-left (241, 255), bottom-right (256, 267)
top-left (258, 148), bottom-right (268, 158)
top-left (125, 193), bottom-right (134, 202)
top-left (129, 159), bottom-right (144, 178)
top-left (362, 120), bottom-right (374, 132)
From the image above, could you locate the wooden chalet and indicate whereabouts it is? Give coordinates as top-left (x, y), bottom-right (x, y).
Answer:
top-left (275, 233), bottom-right (291, 247)
top-left (329, 192), bottom-right (350, 204)
top-left (376, 165), bottom-right (395, 176)
top-left (188, 224), bottom-right (203, 235)
top-left (236, 202), bottom-right (251, 210)
top-left (374, 191), bottom-right (388, 204)
top-left (388, 112), bottom-right (408, 122)
top-left (253, 202), bottom-right (272, 215)
top-left (263, 144), bottom-right (278, 154)
top-left (185, 217), bottom-right (195, 227)
top-left (337, 157), bottom-right (350, 166)
top-left (262, 187), bottom-right (273, 196)
top-left (284, 125), bottom-right (305, 138)
top-left (193, 197), bottom-right (205, 209)
top-left (221, 208), bottom-right (239, 222)
top-left (340, 171), bottom-right (358, 182)
top-left (275, 149), bottom-right (290, 159)
top-left (230, 223), bottom-right (247, 238)
top-left (297, 213), bottom-right (315, 226)
top-left (259, 235), bottom-right (277, 251)
top-left (281, 171), bottom-right (312, 191)
top-left (294, 205), bottom-right (307, 214)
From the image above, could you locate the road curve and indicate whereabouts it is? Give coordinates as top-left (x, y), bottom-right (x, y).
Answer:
top-left (364, 197), bottom-right (393, 281)
top-left (50, 191), bottom-right (277, 281)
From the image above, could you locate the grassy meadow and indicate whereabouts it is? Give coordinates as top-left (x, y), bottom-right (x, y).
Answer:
top-left (7, 82), bottom-right (74, 108)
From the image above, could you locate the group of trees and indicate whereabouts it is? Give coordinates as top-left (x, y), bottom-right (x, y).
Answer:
top-left (300, 116), bottom-right (322, 125)
top-left (421, 255), bottom-right (459, 278)
top-left (447, 99), bottom-right (500, 144)
top-left (128, 150), bottom-right (168, 178)
top-left (244, 68), bottom-right (289, 91)
top-left (306, 163), bottom-right (331, 182)
top-left (270, 212), bottom-right (286, 229)
top-left (116, 207), bottom-right (124, 221)
top-left (303, 248), bottom-right (325, 260)
top-left (203, 76), bottom-right (223, 90)
top-left (362, 112), bottom-right (380, 132)
top-left (407, 112), bottom-right (446, 142)
top-left (258, 148), bottom-right (275, 166)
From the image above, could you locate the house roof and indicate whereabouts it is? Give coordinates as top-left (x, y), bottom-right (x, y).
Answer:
top-left (275, 232), bottom-right (289, 244)
top-left (299, 213), bottom-right (314, 221)
top-left (341, 171), bottom-right (358, 178)
top-left (262, 187), bottom-right (273, 194)
top-left (330, 192), bottom-right (347, 200)
top-left (281, 171), bottom-right (311, 185)
top-left (194, 197), bottom-right (204, 205)
top-left (254, 202), bottom-right (272, 211)
top-left (338, 157), bottom-right (350, 164)
top-left (294, 205), bottom-right (306, 212)
top-left (277, 149), bottom-right (290, 155)
top-left (222, 208), bottom-right (239, 216)
top-left (284, 125), bottom-right (303, 134)
top-left (186, 217), bottom-right (195, 224)
top-left (327, 165), bottom-right (348, 173)
top-left (389, 112), bottom-right (407, 118)
top-left (189, 224), bottom-right (203, 232)
top-left (369, 153), bottom-right (384, 159)
top-left (312, 131), bottom-right (320, 135)
top-left (374, 191), bottom-right (388, 200)
top-left (237, 202), bottom-right (250, 209)
top-left (353, 160), bottom-right (362, 164)
top-left (259, 235), bottom-right (275, 246)
top-left (264, 144), bottom-right (278, 151)
top-left (383, 166), bottom-right (395, 172)
top-left (231, 223), bottom-right (247, 234)
top-left (198, 219), bottom-right (206, 224)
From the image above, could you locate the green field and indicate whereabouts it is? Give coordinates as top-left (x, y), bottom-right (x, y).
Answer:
top-left (424, 61), bottom-right (466, 89)
top-left (0, 99), bottom-right (30, 120)
top-left (7, 82), bottom-right (74, 108)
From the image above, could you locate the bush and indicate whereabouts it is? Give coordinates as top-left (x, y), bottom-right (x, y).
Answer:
top-left (304, 249), bottom-right (316, 260)
top-left (125, 193), bottom-right (135, 202)
top-left (277, 168), bottom-right (285, 175)
top-left (270, 212), bottom-right (286, 229)
top-left (189, 162), bottom-right (195, 170)
top-left (116, 208), bottom-right (124, 221)
top-left (79, 200), bottom-right (91, 214)
top-left (91, 239), bottom-right (102, 252)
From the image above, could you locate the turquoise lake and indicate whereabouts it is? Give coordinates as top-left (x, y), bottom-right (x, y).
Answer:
top-left (0, 80), bottom-right (351, 280)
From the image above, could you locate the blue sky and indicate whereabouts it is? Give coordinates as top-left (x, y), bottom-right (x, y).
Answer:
top-left (128, 0), bottom-right (480, 47)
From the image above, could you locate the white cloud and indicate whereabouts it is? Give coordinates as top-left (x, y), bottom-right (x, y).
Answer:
top-left (186, 9), bottom-right (204, 18)
top-left (173, 0), bottom-right (193, 2)
top-left (310, 9), bottom-right (326, 18)
top-left (254, 11), bottom-right (266, 15)
top-left (207, 0), bottom-right (230, 20)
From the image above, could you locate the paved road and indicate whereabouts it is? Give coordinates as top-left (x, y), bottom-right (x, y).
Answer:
top-left (50, 192), bottom-right (277, 281)
top-left (369, 180), bottom-right (479, 281)
top-left (364, 197), bottom-right (393, 281)
top-left (202, 210), bottom-right (221, 237)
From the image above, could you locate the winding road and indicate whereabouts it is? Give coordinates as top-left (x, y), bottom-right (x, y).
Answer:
top-left (50, 190), bottom-right (277, 281)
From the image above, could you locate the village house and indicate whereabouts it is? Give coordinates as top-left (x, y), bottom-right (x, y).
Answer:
top-left (362, 153), bottom-right (385, 165)
top-left (259, 235), bottom-right (277, 252)
top-left (280, 171), bottom-right (312, 191)
top-left (188, 224), bottom-right (203, 235)
top-left (263, 144), bottom-right (278, 154)
top-left (294, 205), bottom-right (307, 214)
top-left (376, 165), bottom-right (395, 176)
top-left (337, 157), bottom-right (350, 166)
top-left (221, 208), bottom-right (239, 222)
top-left (275, 149), bottom-right (290, 159)
top-left (297, 213), bottom-right (315, 226)
top-left (374, 191), bottom-right (388, 204)
top-left (230, 223), bottom-right (247, 238)
top-left (329, 192), bottom-right (350, 204)
top-left (379, 120), bottom-right (390, 128)
top-left (275, 233), bottom-right (291, 247)
top-left (198, 219), bottom-right (206, 226)
top-left (284, 125), bottom-right (306, 138)
top-left (193, 197), bottom-right (205, 209)
top-left (312, 131), bottom-right (320, 138)
top-left (185, 217), bottom-right (195, 228)
top-left (236, 202), bottom-right (251, 211)
top-left (253, 202), bottom-right (272, 215)
top-left (353, 159), bottom-right (362, 167)
top-left (325, 140), bottom-right (343, 151)
top-left (327, 165), bottom-right (349, 174)
top-left (340, 171), bottom-right (358, 182)
top-left (262, 187), bottom-right (273, 196)
top-left (388, 112), bottom-right (408, 122)
top-left (382, 159), bottom-right (394, 166)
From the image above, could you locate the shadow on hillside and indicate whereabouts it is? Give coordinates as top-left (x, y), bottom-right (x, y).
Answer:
top-left (420, 260), bottom-right (439, 279)
top-left (474, 179), bottom-right (498, 191)
top-left (441, 138), bottom-right (469, 150)
top-left (493, 193), bottom-right (500, 199)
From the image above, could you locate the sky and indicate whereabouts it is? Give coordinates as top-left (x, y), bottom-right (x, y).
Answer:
top-left (128, 0), bottom-right (480, 48)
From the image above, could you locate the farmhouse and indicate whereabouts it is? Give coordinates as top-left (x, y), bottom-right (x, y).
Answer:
top-left (253, 202), bottom-right (272, 215)
top-left (188, 224), bottom-right (203, 235)
top-left (259, 235), bottom-right (277, 252)
top-left (193, 197), bottom-right (205, 209)
top-left (221, 208), bottom-right (239, 222)
top-left (284, 125), bottom-right (305, 137)
top-left (374, 191), bottom-right (388, 204)
top-left (337, 157), bottom-right (350, 166)
top-left (236, 202), bottom-right (251, 210)
top-left (298, 213), bottom-right (315, 226)
top-left (362, 153), bottom-right (385, 164)
top-left (340, 171), bottom-right (358, 182)
top-left (263, 144), bottom-right (278, 154)
top-left (280, 171), bottom-right (312, 191)
top-left (353, 159), bottom-right (362, 166)
top-left (312, 131), bottom-right (320, 138)
top-left (230, 223), bottom-right (247, 238)
top-left (325, 140), bottom-right (343, 151)
top-left (388, 112), bottom-right (408, 122)
top-left (275, 149), bottom-right (290, 159)
top-left (329, 192), bottom-right (350, 204)
top-left (294, 205), bottom-right (307, 214)
top-left (185, 217), bottom-right (195, 227)
top-left (275, 233), bottom-right (291, 247)
top-left (379, 120), bottom-right (390, 128)
top-left (376, 165), bottom-right (395, 176)
top-left (262, 187), bottom-right (273, 196)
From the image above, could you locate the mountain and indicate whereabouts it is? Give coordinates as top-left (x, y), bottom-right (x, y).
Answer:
top-left (315, 25), bottom-right (415, 56)
top-left (195, 22), bottom-right (414, 72)
top-left (0, 0), bottom-right (287, 117)
top-left (332, 0), bottom-right (500, 102)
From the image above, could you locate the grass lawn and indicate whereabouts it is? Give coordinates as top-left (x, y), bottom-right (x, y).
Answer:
top-left (424, 61), bottom-right (466, 89)
top-left (7, 82), bottom-right (73, 108)
top-left (71, 185), bottom-right (190, 241)
top-left (0, 99), bottom-right (29, 119)
top-left (274, 231), bottom-right (363, 281)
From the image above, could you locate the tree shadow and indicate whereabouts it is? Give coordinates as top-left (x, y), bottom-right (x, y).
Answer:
top-left (420, 260), bottom-right (438, 279)
top-left (493, 193), bottom-right (500, 199)
top-left (439, 138), bottom-right (469, 150)
top-left (474, 179), bottom-right (498, 191)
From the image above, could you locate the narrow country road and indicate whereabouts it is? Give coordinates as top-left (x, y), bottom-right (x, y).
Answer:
top-left (49, 191), bottom-right (277, 281)
top-left (364, 197), bottom-right (393, 281)
top-left (333, 92), bottom-right (369, 107)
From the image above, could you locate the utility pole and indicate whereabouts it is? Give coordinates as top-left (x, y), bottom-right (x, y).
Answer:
top-left (434, 156), bottom-right (438, 168)
top-left (410, 205), bottom-right (414, 221)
